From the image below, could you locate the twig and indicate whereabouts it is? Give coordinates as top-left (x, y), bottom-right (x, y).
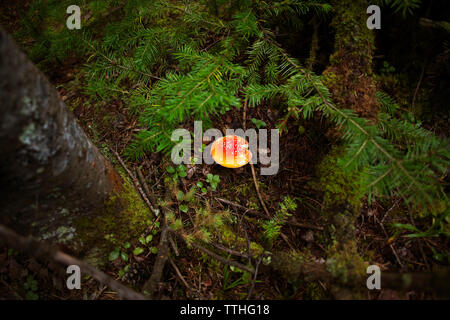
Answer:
top-left (241, 98), bottom-right (271, 219)
top-left (90, 285), bottom-right (107, 300)
top-left (170, 230), bottom-right (254, 274)
top-left (210, 242), bottom-right (252, 259)
top-left (216, 197), bottom-right (258, 214)
top-left (136, 168), bottom-right (162, 237)
top-left (168, 255), bottom-right (191, 290)
top-left (243, 97), bottom-right (248, 130)
top-left (0, 278), bottom-right (22, 300)
top-left (247, 257), bottom-right (263, 300)
top-left (142, 222), bottom-right (170, 297)
top-left (411, 65), bottom-right (425, 112)
top-left (136, 167), bottom-right (158, 205)
top-left (168, 233), bottom-right (179, 257)
top-left (377, 220), bottom-right (404, 268)
top-left (0, 224), bottom-right (146, 300)
top-left (280, 232), bottom-right (296, 250)
top-left (110, 148), bottom-right (158, 216)
top-left (250, 164), bottom-right (271, 219)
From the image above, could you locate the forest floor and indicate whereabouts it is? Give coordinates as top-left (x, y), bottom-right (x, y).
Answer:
top-left (0, 58), bottom-right (442, 300)
top-left (0, 1), bottom-right (448, 300)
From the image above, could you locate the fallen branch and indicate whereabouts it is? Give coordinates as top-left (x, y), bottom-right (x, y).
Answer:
top-left (142, 221), bottom-right (170, 297)
top-left (110, 148), bottom-right (159, 216)
top-left (136, 167), bottom-right (158, 205)
top-left (0, 224), bottom-right (146, 300)
top-left (142, 180), bottom-right (173, 297)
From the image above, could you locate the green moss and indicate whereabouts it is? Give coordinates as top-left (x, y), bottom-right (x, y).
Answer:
top-left (220, 225), bottom-right (264, 256)
top-left (75, 172), bottom-right (153, 263)
top-left (310, 146), bottom-right (365, 214)
top-left (271, 249), bottom-right (314, 281)
top-left (228, 180), bottom-right (261, 210)
top-left (329, 0), bottom-right (375, 68)
top-left (322, 71), bottom-right (339, 93)
top-left (304, 282), bottom-right (326, 300)
top-left (325, 241), bottom-right (367, 286)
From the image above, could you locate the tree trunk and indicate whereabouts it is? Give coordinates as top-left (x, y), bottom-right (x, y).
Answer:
top-left (323, 0), bottom-right (379, 120)
top-left (0, 27), bottom-right (124, 253)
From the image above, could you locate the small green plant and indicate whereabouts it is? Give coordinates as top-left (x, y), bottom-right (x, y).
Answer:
top-left (133, 221), bottom-right (161, 256)
top-left (133, 234), bottom-right (153, 256)
top-left (391, 210), bottom-right (450, 239)
top-left (196, 181), bottom-right (207, 194)
top-left (118, 265), bottom-right (130, 279)
top-left (380, 61), bottom-right (395, 74)
top-left (223, 262), bottom-right (252, 291)
top-left (166, 165), bottom-right (187, 180)
top-left (7, 248), bottom-right (18, 257)
top-left (109, 241), bottom-right (131, 262)
top-left (166, 211), bottom-right (183, 231)
top-left (206, 174), bottom-right (220, 191)
top-left (262, 196), bottom-right (297, 242)
top-left (251, 118), bottom-right (267, 129)
top-left (23, 275), bottom-right (39, 300)
top-left (176, 185), bottom-right (196, 213)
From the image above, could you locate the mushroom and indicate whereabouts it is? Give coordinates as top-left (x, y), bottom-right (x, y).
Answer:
top-left (211, 135), bottom-right (252, 168)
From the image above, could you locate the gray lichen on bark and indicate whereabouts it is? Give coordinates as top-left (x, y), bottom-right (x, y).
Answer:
top-left (0, 27), bottom-right (123, 252)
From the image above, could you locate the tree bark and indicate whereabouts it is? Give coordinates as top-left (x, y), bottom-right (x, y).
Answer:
top-left (0, 27), bottom-right (123, 249)
top-left (323, 0), bottom-right (379, 120)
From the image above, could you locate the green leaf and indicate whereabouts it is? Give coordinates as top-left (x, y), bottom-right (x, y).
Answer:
top-left (109, 250), bottom-right (119, 261)
top-left (178, 171), bottom-right (187, 178)
top-left (26, 291), bottom-right (39, 300)
top-left (171, 219), bottom-right (183, 230)
top-left (251, 118), bottom-right (266, 129)
top-left (180, 204), bottom-right (188, 213)
top-left (392, 223), bottom-right (420, 232)
top-left (177, 190), bottom-right (185, 201)
top-left (151, 247), bottom-right (158, 254)
top-left (145, 234), bottom-right (153, 243)
top-left (196, 181), bottom-right (203, 188)
top-left (166, 166), bottom-right (175, 173)
top-left (133, 247), bottom-right (145, 255)
top-left (123, 241), bottom-right (131, 249)
top-left (121, 252), bottom-right (129, 261)
top-left (201, 187), bottom-right (207, 193)
top-left (139, 237), bottom-right (146, 245)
